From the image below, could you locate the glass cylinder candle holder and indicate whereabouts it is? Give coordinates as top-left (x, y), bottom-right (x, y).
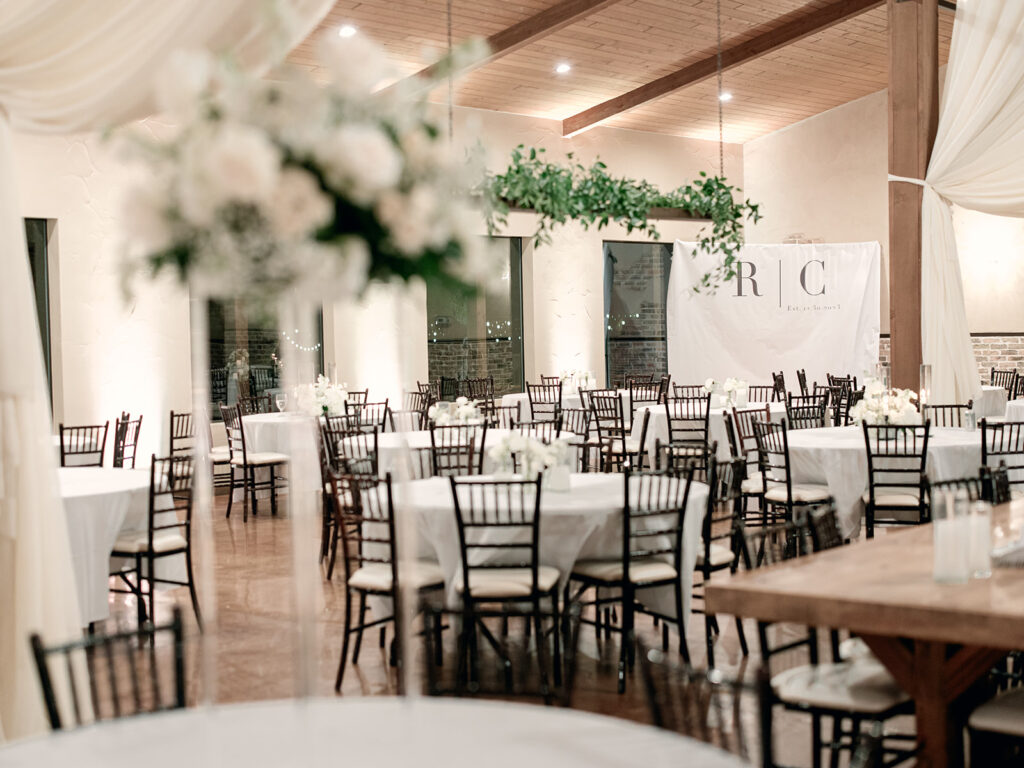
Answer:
top-left (919, 364), bottom-right (932, 410)
top-left (876, 363), bottom-right (891, 391)
top-left (933, 490), bottom-right (970, 584)
top-left (969, 501), bottom-right (993, 579)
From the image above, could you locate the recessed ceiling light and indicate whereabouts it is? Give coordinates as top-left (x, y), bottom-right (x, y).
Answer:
top-left (555, 62), bottom-right (571, 74)
top-left (338, 25), bottom-right (357, 37)
top-left (719, 91), bottom-right (733, 102)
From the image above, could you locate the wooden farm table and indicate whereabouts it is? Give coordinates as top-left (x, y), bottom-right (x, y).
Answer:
top-left (706, 500), bottom-right (1024, 768)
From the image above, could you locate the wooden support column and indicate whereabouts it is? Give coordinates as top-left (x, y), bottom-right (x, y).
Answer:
top-left (887, 0), bottom-right (939, 390)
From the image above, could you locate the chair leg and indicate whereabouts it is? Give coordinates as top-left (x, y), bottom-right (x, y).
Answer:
top-left (705, 614), bottom-right (716, 667)
top-left (828, 716), bottom-right (843, 768)
top-left (326, 525), bottom-right (339, 581)
top-left (550, 590), bottom-right (562, 688)
top-left (269, 468), bottom-right (278, 517)
top-left (248, 466), bottom-right (259, 517)
top-left (335, 589), bottom-right (353, 692)
top-left (674, 585), bottom-right (691, 665)
top-left (134, 555), bottom-right (146, 627)
top-left (225, 466), bottom-right (235, 519)
top-left (533, 600), bottom-right (552, 701)
top-left (662, 621), bottom-right (669, 652)
top-left (352, 592), bottom-right (368, 664)
top-left (145, 555), bottom-right (156, 629)
top-left (736, 616), bottom-right (749, 656)
top-left (811, 713), bottom-right (823, 768)
top-left (185, 549), bottom-right (203, 630)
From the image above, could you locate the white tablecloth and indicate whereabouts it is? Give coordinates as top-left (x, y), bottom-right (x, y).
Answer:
top-left (397, 472), bottom-right (710, 625)
top-left (976, 385), bottom-right (1009, 419)
top-left (238, 412), bottom-right (319, 500)
top-left (630, 402), bottom-right (787, 463)
top-left (1004, 398), bottom-right (1024, 423)
top-left (0, 698), bottom-right (742, 768)
top-left (60, 468), bottom-right (183, 625)
top-left (786, 426), bottom-right (982, 537)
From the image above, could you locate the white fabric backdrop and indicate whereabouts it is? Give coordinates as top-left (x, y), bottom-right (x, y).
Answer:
top-left (667, 241), bottom-right (880, 387)
top-left (0, 0), bottom-right (332, 742)
top-left (905, 2), bottom-right (1024, 403)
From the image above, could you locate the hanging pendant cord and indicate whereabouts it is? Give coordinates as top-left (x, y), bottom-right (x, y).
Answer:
top-left (716, 0), bottom-right (724, 178)
top-left (447, 0), bottom-right (454, 144)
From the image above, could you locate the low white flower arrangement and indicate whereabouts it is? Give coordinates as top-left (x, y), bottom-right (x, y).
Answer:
top-left (428, 396), bottom-right (483, 426)
top-left (560, 369), bottom-right (595, 392)
top-left (704, 377), bottom-right (748, 406)
top-left (848, 378), bottom-right (919, 426)
top-left (487, 433), bottom-right (572, 487)
top-left (703, 378), bottom-right (717, 394)
top-left (294, 374), bottom-right (349, 417)
top-left (119, 33), bottom-right (498, 301)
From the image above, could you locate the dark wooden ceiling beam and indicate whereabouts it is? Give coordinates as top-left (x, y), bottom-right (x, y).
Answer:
top-left (410, 0), bottom-right (624, 83)
top-left (561, 0), bottom-right (884, 137)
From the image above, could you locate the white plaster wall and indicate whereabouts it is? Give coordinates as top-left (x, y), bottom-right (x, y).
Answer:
top-left (340, 106), bottom-right (743, 393)
top-left (743, 87), bottom-right (1024, 334)
top-left (11, 130), bottom-right (192, 459)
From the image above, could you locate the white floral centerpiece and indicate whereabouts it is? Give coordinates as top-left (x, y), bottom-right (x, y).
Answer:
top-left (294, 374), bottom-right (349, 417)
top-left (119, 34), bottom-right (499, 301)
top-left (226, 348), bottom-right (250, 380)
top-left (428, 397), bottom-right (483, 426)
top-left (487, 434), bottom-right (573, 490)
top-left (560, 369), bottom-right (595, 394)
top-left (848, 378), bottom-right (919, 426)
top-left (723, 377), bottom-right (749, 407)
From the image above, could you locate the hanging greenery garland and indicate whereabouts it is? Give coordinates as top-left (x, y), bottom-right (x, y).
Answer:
top-left (483, 145), bottom-right (761, 292)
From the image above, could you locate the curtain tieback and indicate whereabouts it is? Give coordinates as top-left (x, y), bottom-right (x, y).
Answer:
top-left (887, 173), bottom-right (930, 188)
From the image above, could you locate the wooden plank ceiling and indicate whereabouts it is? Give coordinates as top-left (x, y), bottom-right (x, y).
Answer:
top-left (287, 0), bottom-right (953, 143)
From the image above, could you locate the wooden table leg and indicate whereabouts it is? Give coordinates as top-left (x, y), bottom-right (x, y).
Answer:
top-left (862, 635), bottom-right (1005, 768)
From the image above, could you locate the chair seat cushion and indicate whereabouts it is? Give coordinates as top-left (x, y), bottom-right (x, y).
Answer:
top-left (606, 438), bottom-right (641, 454)
top-left (348, 561), bottom-right (444, 592)
top-left (772, 661), bottom-right (909, 714)
top-left (862, 489), bottom-right (921, 507)
top-left (112, 531), bottom-right (187, 554)
top-left (764, 483), bottom-right (832, 503)
top-left (969, 688), bottom-right (1024, 737)
top-left (232, 451), bottom-right (289, 466)
top-left (696, 543), bottom-right (734, 568)
top-left (210, 446), bottom-right (231, 463)
top-left (572, 558), bottom-right (677, 584)
top-left (741, 475), bottom-right (764, 494)
top-left (459, 565), bottom-right (560, 598)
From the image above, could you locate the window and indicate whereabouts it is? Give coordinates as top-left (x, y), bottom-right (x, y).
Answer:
top-left (207, 300), bottom-right (324, 416)
top-left (603, 241), bottom-right (671, 387)
top-left (24, 218), bottom-right (52, 402)
top-left (426, 237), bottom-right (525, 396)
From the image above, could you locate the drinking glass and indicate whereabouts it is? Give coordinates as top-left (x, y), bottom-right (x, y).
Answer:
top-left (933, 490), bottom-right (969, 584)
top-left (275, 393), bottom-right (288, 412)
top-left (969, 501), bottom-right (993, 579)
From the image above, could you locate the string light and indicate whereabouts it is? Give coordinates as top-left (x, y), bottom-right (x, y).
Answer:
top-left (280, 329), bottom-right (322, 353)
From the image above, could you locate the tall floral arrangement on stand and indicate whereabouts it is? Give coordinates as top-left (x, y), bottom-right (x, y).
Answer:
top-left (119, 34), bottom-right (499, 301)
top-left (293, 375), bottom-right (349, 417)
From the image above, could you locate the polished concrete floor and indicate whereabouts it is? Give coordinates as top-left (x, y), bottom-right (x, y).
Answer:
top-left (100, 493), bottom-right (909, 767)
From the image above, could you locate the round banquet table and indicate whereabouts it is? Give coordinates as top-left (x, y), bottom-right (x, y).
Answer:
top-left (631, 401), bottom-right (787, 463)
top-left (1004, 398), bottom-right (1024, 423)
top-left (0, 698), bottom-right (744, 768)
top-left (362, 428), bottom-right (514, 476)
top-left (976, 384), bottom-right (1009, 420)
top-left (396, 472), bottom-right (709, 625)
top-left (60, 468), bottom-right (183, 625)
top-left (785, 426), bottom-right (982, 537)
top-left (239, 412), bottom-right (320, 500)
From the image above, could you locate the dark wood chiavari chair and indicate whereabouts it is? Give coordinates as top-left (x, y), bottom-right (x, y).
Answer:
top-left (747, 384), bottom-right (777, 403)
top-left (567, 466), bottom-right (697, 692)
top-left (112, 412), bottom-right (143, 469)
top-left (797, 368), bottom-right (809, 396)
top-left (671, 383), bottom-right (705, 400)
top-left (656, 374), bottom-right (671, 404)
top-left (540, 374), bottom-right (561, 384)
top-left (771, 371), bottom-right (787, 402)
top-left (691, 456), bottom-right (749, 667)
top-left (922, 401), bottom-right (973, 428)
top-left (991, 368), bottom-right (1018, 398)
top-left (438, 377), bottom-right (459, 401)
top-left (753, 419), bottom-right (832, 523)
top-left (488, 402), bottom-right (520, 429)
top-left (30, 607), bottom-right (185, 731)
top-left (449, 475), bottom-right (561, 699)
top-left (740, 512), bottom-right (914, 768)
top-left (662, 394), bottom-right (711, 477)
top-left (389, 409), bottom-right (423, 432)
top-left (59, 422), bottom-right (109, 467)
top-left (169, 409), bottom-right (231, 487)
top-left (589, 391), bottom-right (634, 472)
top-left (982, 419), bottom-right (1024, 492)
top-left (639, 645), bottom-right (773, 768)
top-left (516, 418), bottom-right (561, 443)
top-left (579, 386), bottom-right (616, 412)
top-left (463, 376), bottom-right (496, 411)
top-left (249, 365), bottom-right (275, 395)
top-left (211, 368), bottom-right (228, 406)
top-left (629, 379), bottom-right (661, 422)
top-left (862, 421), bottom-right (931, 538)
top-left (320, 414), bottom-right (363, 468)
top-left (786, 392), bottom-right (830, 430)
top-left (329, 471), bottom-right (444, 691)
top-left (345, 389), bottom-right (369, 407)
top-left (731, 404), bottom-right (772, 523)
top-left (219, 403), bottom-right (287, 522)
top-left (345, 399), bottom-right (390, 434)
top-left (526, 381), bottom-right (561, 422)
top-left (627, 372), bottom-right (656, 384)
top-left (430, 423), bottom-right (487, 476)
top-left (417, 380), bottom-right (439, 407)
top-left (237, 393), bottom-right (272, 415)
top-left (981, 462), bottom-right (1012, 505)
top-left (110, 456), bottom-right (201, 628)
top-left (560, 407), bottom-right (592, 472)
top-left (926, 474), bottom-right (984, 504)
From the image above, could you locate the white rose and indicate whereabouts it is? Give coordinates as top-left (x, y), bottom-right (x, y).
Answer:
top-left (704, 378), bottom-right (716, 393)
top-left (319, 124), bottom-right (401, 205)
top-left (317, 32), bottom-right (395, 97)
top-left (267, 168), bottom-right (333, 238)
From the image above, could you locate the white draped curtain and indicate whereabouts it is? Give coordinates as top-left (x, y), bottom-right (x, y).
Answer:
top-left (912, 1), bottom-right (1024, 402)
top-left (0, 0), bottom-right (331, 741)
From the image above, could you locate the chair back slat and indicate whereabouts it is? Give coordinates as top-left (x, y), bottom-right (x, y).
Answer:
top-left (527, 381), bottom-right (562, 421)
top-left (922, 401), bottom-right (972, 428)
top-left (113, 412), bottom-right (143, 469)
top-left (663, 396), bottom-right (710, 474)
top-left (785, 392), bottom-right (829, 430)
top-left (863, 422), bottom-right (931, 493)
top-left (796, 369), bottom-right (809, 396)
top-left (169, 410), bottom-right (195, 456)
top-left (771, 371), bottom-right (787, 402)
top-left (991, 368), bottom-right (1018, 397)
top-left (488, 403), bottom-right (520, 429)
top-left (345, 399), bottom-right (390, 434)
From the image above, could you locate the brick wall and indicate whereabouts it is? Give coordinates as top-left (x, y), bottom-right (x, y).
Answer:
top-left (879, 334), bottom-right (1024, 382)
top-left (427, 339), bottom-right (522, 395)
top-left (607, 339), bottom-right (667, 388)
